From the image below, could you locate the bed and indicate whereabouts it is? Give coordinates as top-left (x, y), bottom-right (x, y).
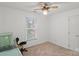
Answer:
top-left (0, 32), bottom-right (22, 56)
top-left (0, 48), bottom-right (22, 56)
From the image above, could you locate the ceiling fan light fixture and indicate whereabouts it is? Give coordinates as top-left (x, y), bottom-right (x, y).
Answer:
top-left (43, 9), bottom-right (48, 15)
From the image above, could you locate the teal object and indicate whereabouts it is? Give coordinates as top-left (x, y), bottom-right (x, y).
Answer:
top-left (0, 33), bottom-right (22, 56)
top-left (0, 48), bottom-right (22, 56)
top-left (0, 32), bottom-right (12, 51)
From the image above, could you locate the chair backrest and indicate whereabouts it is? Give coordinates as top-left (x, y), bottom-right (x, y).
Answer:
top-left (16, 37), bottom-right (19, 45)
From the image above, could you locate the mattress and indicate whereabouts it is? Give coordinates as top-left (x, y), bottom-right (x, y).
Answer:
top-left (0, 48), bottom-right (22, 56)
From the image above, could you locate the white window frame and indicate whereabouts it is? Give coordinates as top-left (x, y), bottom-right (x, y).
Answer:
top-left (25, 16), bottom-right (37, 41)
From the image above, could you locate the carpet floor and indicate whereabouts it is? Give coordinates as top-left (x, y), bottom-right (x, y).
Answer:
top-left (23, 42), bottom-right (79, 56)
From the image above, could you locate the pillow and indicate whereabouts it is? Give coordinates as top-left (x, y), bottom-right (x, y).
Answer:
top-left (0, 33), bottom-right (14, 52)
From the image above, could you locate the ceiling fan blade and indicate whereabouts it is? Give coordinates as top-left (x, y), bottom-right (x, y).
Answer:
top-left (51, 6), bottom-right (58, 8)
top-left (32, 8), bottom-right (41, 13)
top-left (50, 3), bottom-right (58, 7)
top-left (34, 9), bottom-right (41, 10)
top-left (33, 6), bottom-right (42, 10)
top-left (39, 2), bottom-right (46, 7)
top-left (49, 6), bottom-right (58, 12)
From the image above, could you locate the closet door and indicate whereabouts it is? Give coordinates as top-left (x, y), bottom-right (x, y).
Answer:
top-left (69, 15), bottom-right (79, 51)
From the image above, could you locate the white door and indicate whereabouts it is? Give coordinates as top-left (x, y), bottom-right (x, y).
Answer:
top-left (69, 15), bottom-right (79, 51)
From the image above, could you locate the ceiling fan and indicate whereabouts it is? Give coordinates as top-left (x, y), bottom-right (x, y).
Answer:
top-left (33, 2), bottom-right (59, 15)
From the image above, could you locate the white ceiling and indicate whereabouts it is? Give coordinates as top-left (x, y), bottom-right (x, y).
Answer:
top-left (0, 2), bottom-right (79, 13)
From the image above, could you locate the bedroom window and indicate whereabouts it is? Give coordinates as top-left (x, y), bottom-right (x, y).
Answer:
top-left (26, 16), bottom-right (37, 41)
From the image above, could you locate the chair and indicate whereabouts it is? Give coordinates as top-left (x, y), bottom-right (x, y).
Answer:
top-left (16, 37), bottom-right (28, 54)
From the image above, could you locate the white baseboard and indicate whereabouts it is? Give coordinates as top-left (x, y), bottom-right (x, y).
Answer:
top-left (25, 40), bottom-right (48, 48)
